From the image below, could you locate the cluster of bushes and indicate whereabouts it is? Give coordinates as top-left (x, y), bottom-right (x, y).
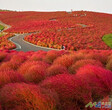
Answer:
top-left (0, 49), bottom-right (112, 109)
top-left (24, 25), bottom-right (111, 50)
top-left (0, 33), bottom-right (16, 50)
top-left (0, 11), bottom-right (112, 50)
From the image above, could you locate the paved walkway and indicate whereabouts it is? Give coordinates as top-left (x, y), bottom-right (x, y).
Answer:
top-left (0, 21), bottom-right (60, 52)
top-left (9, 34), bottom-right (58, 52)
top-left (0, 21), bottom-right (11, 30)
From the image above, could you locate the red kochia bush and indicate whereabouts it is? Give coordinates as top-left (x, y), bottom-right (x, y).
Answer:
top-left (85, 52), bottom-right (108, 65)
top-left (18, 61), bottom-right (39, 75)
top-left (3, 54), bottom-right (27, 70)
top-left (40, 74), bottom-right (92, 110)
top-left (69, 59), bottom-right (103, 74)
top-left (28, 54), bottom-right (45, 61)
top-left (18, 61), bottom-right (50, 83)
top-left (18, 61), bottom-right (50, 75)
top-left (53, 54), bottom-right (75, 68)
top-left (24, 65), bottom-right (46, 83)
top-left (0, 52), bottom-right (7, 62)
top-left (0, 83), bottom-right (58, 110)
top-left (44, 50), bottom-right (63, 64)
top-left (28, 50), bottom-right (47, 61)
top-left (46, 64), bottom-right (69, 77)
top-left (76, 65), bottom-right (112, 101)
top-left (53, 52), bottom-right (85, 68)
top-left (10, 54), bottom-right (27, 64)
top-left (0, 60), bottom-right (20, 70)
top-left (0, 70), bottom-right (25, 88)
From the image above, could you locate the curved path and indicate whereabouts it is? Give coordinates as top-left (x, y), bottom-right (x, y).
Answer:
top-left (0, 21), bottom-right (59, 52)
top-left (0, 21), bottom-right (11, 30)
top-left (9, 34), bottom-right (58, 52)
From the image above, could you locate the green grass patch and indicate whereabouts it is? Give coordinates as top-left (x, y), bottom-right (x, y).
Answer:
top-left (0, 25), bottom-right (4, 31)
top-left (0, 34), bottom-right (5, 37)
top-left (102, 34), bottom-right (112, 48)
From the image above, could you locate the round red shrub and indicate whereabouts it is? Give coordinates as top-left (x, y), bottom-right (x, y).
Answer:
top-left (69, 59), bottom-right (103, 74)
top-left (46, 64), bottom-right (69, 77)
top-left (53, 54), bottom-right (74, 68)
top-left (10, 54), bottom-right (27, 64)
top-left (18, 61), bottom-right (50, 75)
top-left (24, 65), bottom-right (46, 83)
top-left (18, 61), bottom-right (39, 75)
top-left (0, 60), bottom-right (20, 70)
top-left (0, 83), bottom-right (58, 110)
top-left (76, 65), bottom-right (112, 101)
top-left (40, 74), bottom-right (92, 110)
top-left (43, 50), bottom-right (62, 64)
top-left (28, 53), bottom-right (45, 61)
top-left (85, 52), bottom-right (108, 65)
top-left (0, 52), bottom-right (7, 62)
top-left (0, 70), bottom-right (25, 88)
top-left (53, 52), bottom-right (85, 68)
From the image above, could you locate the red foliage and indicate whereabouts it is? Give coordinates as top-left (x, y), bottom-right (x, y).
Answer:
top-left (43, 50), bottom-right (63, 64)
top-left (0, 70), bottom-right (25, 88)
top-left (85, 52), bottom-right (108, 65)
top-left (0, 34), bottom-right (16, 50)
top-left (0, 54), bottom-right (27, 70)
top-left (28, 53), bottom-right (45, 61)
top-left (0, 105), bottom-right (1, 110)
top-left (53, 53), bottom-right (85, 68)
top-left (0, 50), bottom-right (112, 109)
top-left (24, 65), bottom-right (46, 83)
top-left (0, 11), bottom-right (112, 50)
top-left (53, 54), bottom-right (76, 68)
top-left (46, 64), bottom-right (69, 77)
top-left (0, 60), bottom-right (20, 70)
top-left (0, 83), bottom-right (58, 110)
top-left (10, 54), bottom-right (27, 63)
top-left (76, 65), bottom-right (112, 101)
top-left (0, 51), bottom-right (7, 61)
top-left (40, 74), bottom-right (92, 110)
top-left (69, 59), bottom-right (103, 74)
top-left (18, 61), bottom-right (50, 75)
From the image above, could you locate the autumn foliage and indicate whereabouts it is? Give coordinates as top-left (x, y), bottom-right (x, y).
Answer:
top-left (0, 50), bottom-right (111, 109)
top-left (0, 10), bottom-right (112, 110)
top-left (0, 11), bottom-right (112, 50)
top-left (0, 34), bottom-right (15, 50)
top-left (0, 83), bottom-right (58, 110)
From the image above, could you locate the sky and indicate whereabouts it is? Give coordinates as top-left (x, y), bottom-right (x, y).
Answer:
top-left (0, 0), bottom-right (112, 14)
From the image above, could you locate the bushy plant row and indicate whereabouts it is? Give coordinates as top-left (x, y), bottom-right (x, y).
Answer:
top-left (0, 11), bottom-right (71, 33)
top-left (0, 33), bottom-right (16, 50)
top-left (0, 11), bottom-right (112, 50)
top-left (24, 25), bottom-right (111, 50)
top-left (0, 49), bottom-right (112, 109)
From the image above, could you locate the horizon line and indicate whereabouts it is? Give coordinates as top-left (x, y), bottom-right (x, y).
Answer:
top-left (0, 9), bottom-right (112, 14)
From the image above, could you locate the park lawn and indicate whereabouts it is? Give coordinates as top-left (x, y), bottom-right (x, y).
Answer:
top-left (0, 25), bottom-right (4, 31)
top-left (102, 34), bottom-right (112, 48)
